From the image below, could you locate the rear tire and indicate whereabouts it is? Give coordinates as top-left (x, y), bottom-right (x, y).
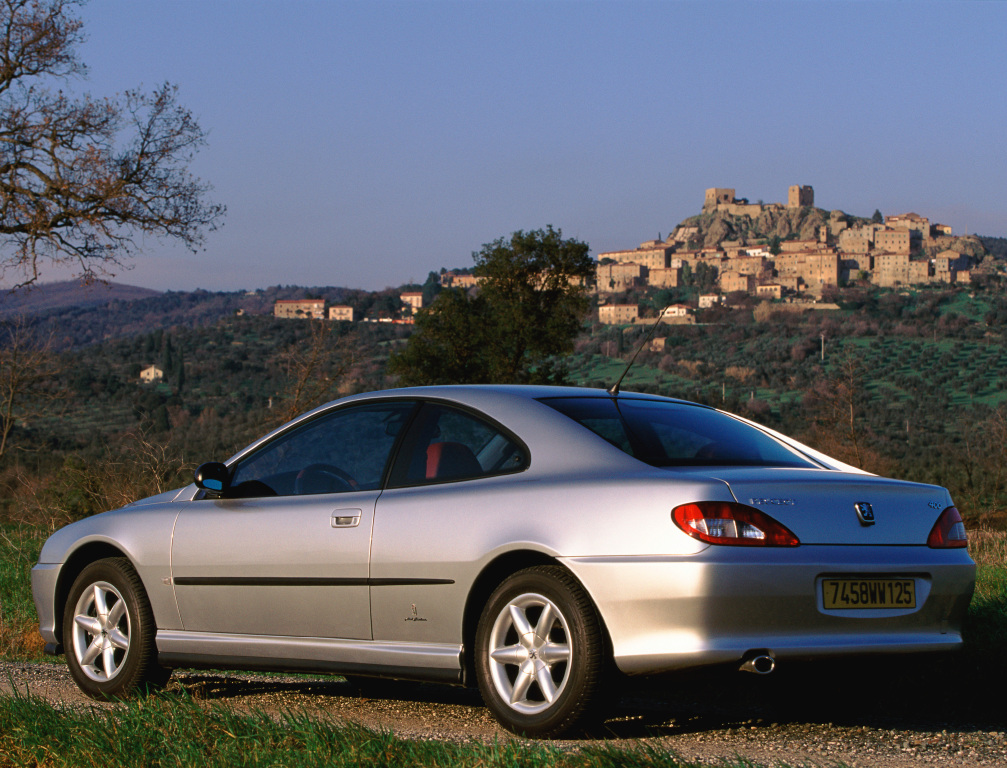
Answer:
top-left (62, 558), bottom-right (170, 699)
top-left (474, 565), bottom-right (605, 738)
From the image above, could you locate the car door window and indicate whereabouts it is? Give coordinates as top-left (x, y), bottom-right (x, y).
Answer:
top-left (388, 403), bottom-right (527, 487)
top-left (229, 401), bottom-right (416, 496)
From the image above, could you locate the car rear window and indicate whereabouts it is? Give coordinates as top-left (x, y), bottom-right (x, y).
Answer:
top-left (539, 397), bottom-right (818, 469)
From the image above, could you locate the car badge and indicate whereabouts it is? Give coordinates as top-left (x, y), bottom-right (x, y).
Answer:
top-left (854, 502), bottom-right (875, 526)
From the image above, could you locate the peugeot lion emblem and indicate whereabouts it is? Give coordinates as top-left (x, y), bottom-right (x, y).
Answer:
top-left (854, 502), bottom-right (875, 526)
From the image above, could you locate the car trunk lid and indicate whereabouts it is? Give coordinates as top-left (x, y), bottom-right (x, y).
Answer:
top-left (675, 467), bottom-right (949, 545)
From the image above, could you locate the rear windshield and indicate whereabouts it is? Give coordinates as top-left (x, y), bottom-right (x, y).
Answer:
top-left (539, 397), bottom-right (818, 469)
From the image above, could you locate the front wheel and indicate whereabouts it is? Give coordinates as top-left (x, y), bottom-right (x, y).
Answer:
top-left (62, 557), bottom-right (170, 699)
top-left (474, 565), bottom-right (605, 738)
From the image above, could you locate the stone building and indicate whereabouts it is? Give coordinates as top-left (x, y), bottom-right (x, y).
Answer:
top-left (885, 213), bottom-right (930, 245)
top-left (648, 266), bottom-right (682, 288)
top-left (720, 271), bottom-right (755, 293)
top-left (704, 188), bottom-right (735, 208)
top-left (838, 227), bottom-right (873, 254)
top-left (788, 185), bottom-right (814, 208)
top-left (596, 262), bottom-right (646, 293)
top-left (598, 241), bottom-right (673, 270)
top-left (329, 305), bottom-right (354, 322)
top-left (598, 304), bottom-right (640, 325)
top-left (779, 239), bottom-right (825, 253)
top-left (670, 226), bottom-right (699, 243)
top-left (140, 365), bottom-right (163, 384)
top-left (873, 229), bottom-right (911, 254)
top-left (274, 299), bottom-right (326, 319)
top-left (439, 272), bottom-right (483, 289)
top-left (724, 255), bottom-right (765, 275)
top-left (872, 252), bottom-right (930, 287)
top-left (933, 251), bottom-right (971, 283)
top-left (698, 294), bottom-right (724, 309)
top-left (774, 252), bottom-right (840, 293)
top-left (400, 292), bottom-right (423, 315)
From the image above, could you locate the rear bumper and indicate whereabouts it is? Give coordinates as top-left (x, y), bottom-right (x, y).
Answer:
top-left (562, 545), bottom-right (975, 675)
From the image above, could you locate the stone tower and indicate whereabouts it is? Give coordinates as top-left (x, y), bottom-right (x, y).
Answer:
top-left (704, 188), bottom-right (735, 209)
top-left (788, 185), bottom-right (814, 208)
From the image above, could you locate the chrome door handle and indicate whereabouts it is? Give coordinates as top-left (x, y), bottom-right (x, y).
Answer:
top-left (331, 509), bottom-right (362, 528)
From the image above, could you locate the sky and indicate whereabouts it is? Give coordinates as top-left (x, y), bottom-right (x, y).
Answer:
top-left (30, 0), bottom-right (1007, 292)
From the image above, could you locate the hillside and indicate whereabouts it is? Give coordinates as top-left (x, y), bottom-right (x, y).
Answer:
top-left (0, 281), bottom-right (160, 319)
top-left (8, 283), bottom-right (407, 351)
top-left (676, 206), bottom-right (870, 248)
top-left (675, 207), bottom-right (990, 262)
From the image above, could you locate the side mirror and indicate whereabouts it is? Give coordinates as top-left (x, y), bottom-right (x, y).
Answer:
top-left (194, 462), bottom-right (230, 497)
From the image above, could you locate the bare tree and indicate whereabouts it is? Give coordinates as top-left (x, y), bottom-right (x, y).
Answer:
top-left (0, 0), bottom-right (224, 288)
top-left (274, 321), bottom-right (358, 425)
top-left (803, 351), bottom-right (868, 469)
top-left (953, 405), bottom-right (1007, 517)
top-left (0, 315), bottom-right (60, 458)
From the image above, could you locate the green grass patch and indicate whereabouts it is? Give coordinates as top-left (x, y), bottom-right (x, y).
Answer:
top-left (938, 292), bottom-right (992, 321)
top-left (964, 528), bottom-right (1007, 666)
top-left (0, 524), bottom-right (48, 659)
top-left (0, 690), bottom-right (749, 768)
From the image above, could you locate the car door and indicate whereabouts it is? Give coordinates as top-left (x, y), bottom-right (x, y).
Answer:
top-left (369, 402), bottom-right (529, 644)
top-left (171, 400), bottom-right (416, 640)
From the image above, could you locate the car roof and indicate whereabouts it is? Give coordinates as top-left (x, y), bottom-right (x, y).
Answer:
top-left (336, 384), bottom-right (691, 406)
top-left (226, 385), bottom-right (687, 475)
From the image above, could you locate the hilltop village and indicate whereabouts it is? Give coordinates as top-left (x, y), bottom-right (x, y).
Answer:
top-left (271, 185), bottom-right (995, 326)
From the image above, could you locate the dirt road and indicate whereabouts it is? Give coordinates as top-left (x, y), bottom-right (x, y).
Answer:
top-left (2, 659), bottom-right (1005, 767)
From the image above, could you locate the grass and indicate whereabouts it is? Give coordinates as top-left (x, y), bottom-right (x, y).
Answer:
top-left (0, 524), bottom-right (48, 659)
top-left (0, 690), bottom-right (742, 768)
top-left (962, 525), bottom-right (1007, 664)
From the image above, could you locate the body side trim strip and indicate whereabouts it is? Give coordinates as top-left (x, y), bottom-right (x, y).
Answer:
top-left (173, 577), bottom-right (455, 587)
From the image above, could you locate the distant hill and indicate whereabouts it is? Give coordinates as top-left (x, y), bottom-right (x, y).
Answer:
top-left (979, 235), bottom-right (1007, 260)
top-left (0, 281), bottom-right (161, 318)
top-left (4, 282), bottom-right (403, 351)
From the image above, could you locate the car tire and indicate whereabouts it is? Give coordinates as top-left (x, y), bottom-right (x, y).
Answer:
top-left (474, 565), bottom-right (605, 738)
top-left (62, 557), bottom-right (170, 699)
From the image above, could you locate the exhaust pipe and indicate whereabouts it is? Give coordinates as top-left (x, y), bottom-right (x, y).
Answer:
top-left (739, 653), bottom-right (776, 675)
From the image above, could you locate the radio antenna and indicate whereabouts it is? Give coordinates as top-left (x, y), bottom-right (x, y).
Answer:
top-left (607, 306), bottom-right (672, 396)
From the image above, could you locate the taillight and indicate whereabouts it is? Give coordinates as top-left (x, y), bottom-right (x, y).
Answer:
top-left (672, 502), bottom-right (800, 547)
top-left (927, 506), bottom-right (968, 548)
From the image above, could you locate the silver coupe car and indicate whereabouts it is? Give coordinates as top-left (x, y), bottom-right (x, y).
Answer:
top-left (32, 385), bottom-right (975, 737)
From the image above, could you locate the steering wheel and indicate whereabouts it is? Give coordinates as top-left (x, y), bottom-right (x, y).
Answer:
top-left (294, 463), bottom-right (358, 495)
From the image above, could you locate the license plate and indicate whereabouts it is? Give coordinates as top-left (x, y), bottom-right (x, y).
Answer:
top-left (822, 578), bottom-right (916, 609)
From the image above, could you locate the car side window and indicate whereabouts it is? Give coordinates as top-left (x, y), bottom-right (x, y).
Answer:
top-left (388, 403), bottom-right (527, 487)
top-left (228, 401), bottom-right (416, 497)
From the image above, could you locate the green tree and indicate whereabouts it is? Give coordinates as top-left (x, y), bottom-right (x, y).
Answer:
top-left (872, 209), bottom-right (884, 224)
top-left (769, 235), bottom-right (782, 256)
top-left (387, 288), bottom-right (491, 385)
top-left (0, 0), bottom-right (224, 288)
top-left (693, 261), bottom-right (718, 292)
top-left (421, 271), bottom-right (442, 306)
top-left (680, 262), bottom-right (693, 286)
top-left (389, 227), bottom-right (594, 385)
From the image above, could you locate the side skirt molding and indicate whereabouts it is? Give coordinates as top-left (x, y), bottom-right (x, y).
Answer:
top-left (155, 630), bottom-right (463, 685)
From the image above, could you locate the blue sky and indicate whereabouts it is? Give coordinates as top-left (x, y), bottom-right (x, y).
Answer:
top-left (52, 0), bottom-right (1007, 292)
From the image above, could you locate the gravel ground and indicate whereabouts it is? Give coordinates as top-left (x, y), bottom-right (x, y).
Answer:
top-left (2, 658), bottom-right (1005, 768)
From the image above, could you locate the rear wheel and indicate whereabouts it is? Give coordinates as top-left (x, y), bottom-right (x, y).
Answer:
top-left (474, 565), bottom-right (605, 738)
top-left (62, 558), bottom-right (170, 699)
